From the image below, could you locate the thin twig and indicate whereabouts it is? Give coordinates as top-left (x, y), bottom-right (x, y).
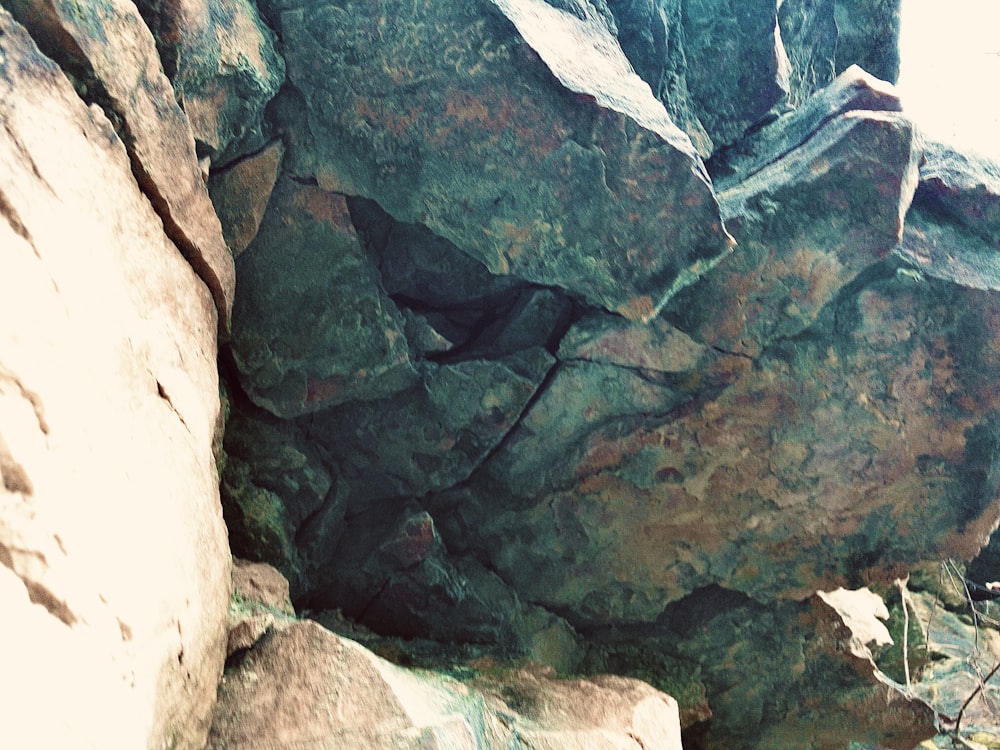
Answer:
top-left (896, 577), bottom-right (912, 691)
top-left (955, 658), bottom-right (1000, 732)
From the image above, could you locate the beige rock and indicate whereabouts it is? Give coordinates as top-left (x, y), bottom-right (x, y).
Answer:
top-left (208, 141), bottom-right (284, 257)
top-left (208, 620), bottom-right (683, 750)
top-left (0, 10), bottom-right (229, 749)
top-left (4, 0), bottom-right (236, 330)
top-left (226, 558), bottom-right (296, 656)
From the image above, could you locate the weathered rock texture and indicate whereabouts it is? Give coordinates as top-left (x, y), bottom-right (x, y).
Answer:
top-left (265, 0), bottom-right (734, 322)
top-left (0, 0), bottom-right (973, 746)
top-left (210, 618), bottom-right (684, 750)
top-left (217, 0), bottom-right (1000, 746)
top-left (0, 7), bottom-right (230, 749)
top-left (133, 0), bottom-right (285, 165)
top-left (4, 0), bottom-right (237, 329)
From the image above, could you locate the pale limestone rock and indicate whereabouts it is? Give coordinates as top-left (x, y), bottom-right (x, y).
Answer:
top-left (5, 0), bottom-right (236, 329)
top-left (209, 620), bottom-right (683, 750)
top-left (0, 10), bottom-right (229, 749)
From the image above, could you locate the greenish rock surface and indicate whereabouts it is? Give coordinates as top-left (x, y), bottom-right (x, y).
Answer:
top-left (133, 0), bottom-right (286, 164)
top-left (833, 0), bottom-right (901, 83)
top-left (303, 350), bottom-right (555, 505)
top-left (895, 141), bottom-right (1000, 291)
top-left (230, 177), bottom-right (416, 418)
top-left (263, 0), bottom-right (733, 321)
top-left (213, 4), bottom-right (1000, 748)
top-left (682, 0), bottom-right (789, 149)
top-left (673, 80), bottom-right (918, 355)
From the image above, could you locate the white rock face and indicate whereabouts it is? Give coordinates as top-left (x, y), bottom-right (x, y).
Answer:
top-left (0, 9), bottom-right (230, 749)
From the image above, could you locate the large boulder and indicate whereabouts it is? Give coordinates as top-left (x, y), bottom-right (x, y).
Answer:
top-left (4, 0), bottom-right (236, 329)
top-left (132, 0), bottom-right (286, 165)
top-left (208, 619), bottom-right (684, 750)
top-left (0, 9), bottom-right (230, 749)
top-left (262, 0), bottom-right (733, 321)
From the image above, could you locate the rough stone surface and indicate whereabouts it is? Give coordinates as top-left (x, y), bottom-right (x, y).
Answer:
top-left (833, 0), bottom-right (901, 83)
top-left (0, 9), bottom-right (230, 748)
top-left (220, 400), bottom-right (338, 595)
top-left (604, 0), bottom-right (712, 155)
top-left (671, 74), bottom-right (919, 356)
top-left (230, 176), bottom-right (416, 418)
top-left (208, 619), bottom-right (684, 750)
top-left (133, 0), bottom-right (285, 164)
top-left (582, 587), bottom-right (935, 749)
top-left (226, 558), bottom-right (296, 657)
top-left (265, 0), bottom-right (733, 321)
top-left (210, 5), bottom-right (1000, 749)
top-left (446, 264), bottom-right (1000, 623)
top-left (777, 0), bottom-right (900, 109)
top-left (895, 142), bottom-right (1000, 291)
top-left (4, 0), bottom-right (236, 329)
top-left (208, 140), bottom-right (284, 257)
top-left (682, 0), bottom-right (790, 149)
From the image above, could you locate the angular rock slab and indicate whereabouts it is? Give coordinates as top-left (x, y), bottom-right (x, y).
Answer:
top-left (134, 0), bottom-right (286, 163)
top-left (208, 620), bottom-right (683, 749)
top-left (231, 176), bottom-right (416, 418)
top-left (450, 268), bottom-right (1000, 624)
top-left (208, 140), bottom-right (284, 258)
top-left (0, 10), bottom-right (229, 748)
top-left (270, 0), bottom-right (732, 321)
top-left (670, 70), bottom-right (918, 356)
top-left (682, 0), bottom-right (790, 149)
top-left (895, 142), bottom-right (1000, 291)
top-left (5, 0), bottom-right (236, 329)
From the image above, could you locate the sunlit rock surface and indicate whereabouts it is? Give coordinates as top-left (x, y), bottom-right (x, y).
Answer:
top-left (4, 0), bottom-right (236, 328)
top-left (0, 9), bottom-right (230, 748)
top-left (209, 564), bottom-right (683, 750)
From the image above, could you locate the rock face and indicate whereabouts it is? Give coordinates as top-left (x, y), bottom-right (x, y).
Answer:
top-left (4, 0), bottom-right (237, 330)
top-left (133, 0), bottom-right (286, 165)
top-left (216, 1), bottom-right (1000, 746)
top-left (0, 7), bottom-right (230, 749)
top-left (210, 611), bottom-right (684, 750)
top-left (8, 0), bottom-right (994, 747)
top-left (265, 0), bottom-right (733, 322)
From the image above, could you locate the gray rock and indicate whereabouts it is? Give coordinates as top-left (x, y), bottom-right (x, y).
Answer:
top-left (267, 0), bottom-right (733, 321)
top-left (133, 0), bottom-right (286, 164)
top-left (230, 177), bottom-right (416, 418)
top-left (682, 0), bottom-right (790, 149)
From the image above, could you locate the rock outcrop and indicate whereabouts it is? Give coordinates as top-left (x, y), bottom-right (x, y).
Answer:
top-left (6, 0), bottom-right (999, 747)
top-left (218, 0), bottom-right (1000, 745)
top-left (264, 0), bottom-right (734, 322)
top-left (211, 562), bottom-right (684, 750)
top-left (0, 6), bottom-right (231, 748)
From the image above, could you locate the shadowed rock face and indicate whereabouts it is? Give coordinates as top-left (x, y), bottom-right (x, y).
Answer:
top-left (213, 1), bottom-right (1000, 747)
top-left (263, 0), bottom-right (733, 321)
